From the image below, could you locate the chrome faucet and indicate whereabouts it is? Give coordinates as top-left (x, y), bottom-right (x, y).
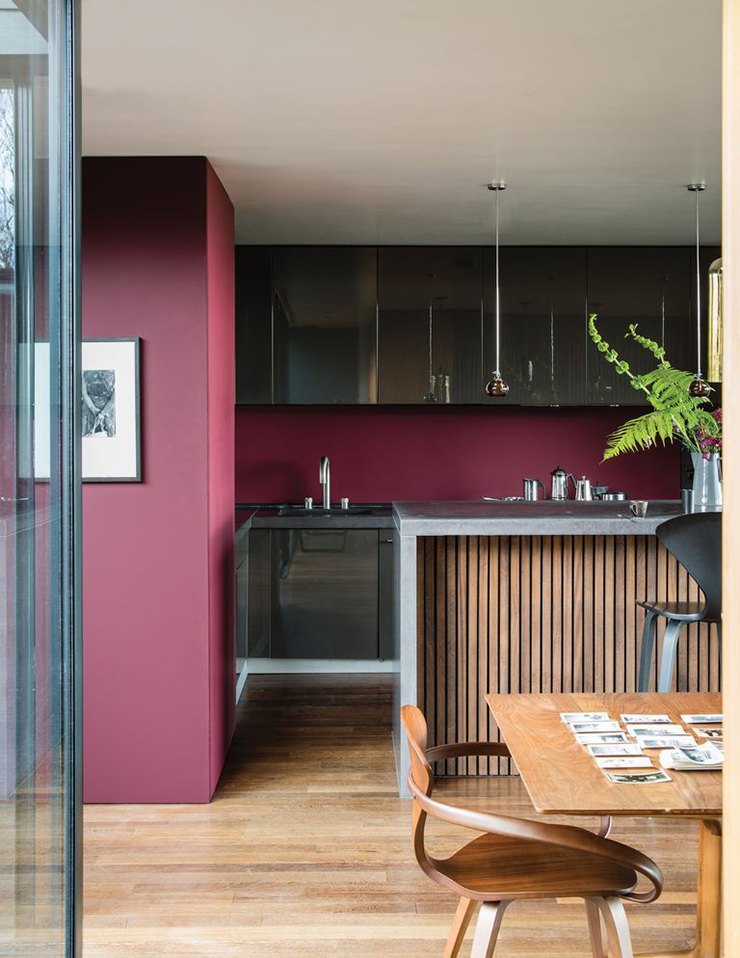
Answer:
top-left (319, 456), bottom-right (331, 510)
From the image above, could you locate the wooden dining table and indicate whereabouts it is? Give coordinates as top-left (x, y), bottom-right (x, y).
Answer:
top-left (485, 691), bottom-right (722, 958)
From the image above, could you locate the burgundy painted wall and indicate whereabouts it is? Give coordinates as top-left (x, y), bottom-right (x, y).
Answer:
top-left (235, 405), bottom-right (680, 503)
top-left (205, 164), bottom-right (236, 795)
top-left (82, 157), bottom-right (235, 803)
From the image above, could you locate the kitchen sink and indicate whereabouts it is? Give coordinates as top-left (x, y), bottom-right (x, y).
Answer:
top-left (278, 506), bottom-right (374, 517)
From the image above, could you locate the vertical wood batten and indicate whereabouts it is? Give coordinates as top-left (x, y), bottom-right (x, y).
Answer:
top-left (418, 535), bottom-right (721, 776)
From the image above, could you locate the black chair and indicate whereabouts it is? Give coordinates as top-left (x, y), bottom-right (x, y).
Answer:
top-left (637, 513), bottom-right (722, 692)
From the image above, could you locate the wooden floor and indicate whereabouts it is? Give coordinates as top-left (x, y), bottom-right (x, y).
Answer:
top-left (84, 674), bottom-right (701, 957)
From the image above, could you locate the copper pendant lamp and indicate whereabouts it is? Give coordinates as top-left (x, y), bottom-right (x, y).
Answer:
top-left (485, 182), bottom-right (509, 397)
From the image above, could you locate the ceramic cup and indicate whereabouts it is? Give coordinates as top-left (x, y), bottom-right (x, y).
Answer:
top-left (629, 500), bottom-right (649, 518)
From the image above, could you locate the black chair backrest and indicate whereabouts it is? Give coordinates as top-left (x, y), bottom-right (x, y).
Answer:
top-left (656, 513), bottom-right (722, 620)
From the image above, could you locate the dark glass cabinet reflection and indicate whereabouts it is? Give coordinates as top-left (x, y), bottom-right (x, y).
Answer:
top-left (483, 248), bottom-right (587, 405)
top-left (377, 248), bottom-right (482, 404)
top-left (586, 248), bottom-right (692, 404)
top-left (273, 247), bottom-right (377, 404)
top-left (235, 245), bottom-right (712, 407)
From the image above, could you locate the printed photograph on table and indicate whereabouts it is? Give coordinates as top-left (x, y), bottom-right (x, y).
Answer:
top-left (620, 714), bottom-right (671, 724)
top-left (596, 757), bottom-right (653, 769)
top-left (560, 712), bottom-right (609, 723)
top-left (575, 732), bottom-right (630, 745)
top-left (681, 714), bottom-right (723, 724)
top-left (588, 744), bottom-right (646, 757)
top-left (628, 724), bottom-right (685, 736)
top-left (639, 735), bottom-right (695, 749)
top-left (605, 770), bottom-right (672, 785)
top-left (569, 721), bottom-right (622, 733)
top-left (695, 727), bottom-right (723, 739)
top-left (82, 338), bottom-right (141, 481)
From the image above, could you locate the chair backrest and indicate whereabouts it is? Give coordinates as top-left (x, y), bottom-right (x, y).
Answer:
top-left (400, 705), bottom-right (436, 870)
top-left (656, 513), bottom-right (722, 620)
top-left (400, 704), bottom-right (664, 902)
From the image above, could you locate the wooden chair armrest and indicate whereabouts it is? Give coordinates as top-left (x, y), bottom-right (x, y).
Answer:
top-left (408, 774), bottom-right (663, 902)
top-left (425, 741), bottom-right (511, 763)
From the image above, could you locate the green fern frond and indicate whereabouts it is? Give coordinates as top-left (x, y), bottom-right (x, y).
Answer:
top-left (626, 324), bottom-right (670, 367)
top-left (589, 315), bottom-right (718, 461)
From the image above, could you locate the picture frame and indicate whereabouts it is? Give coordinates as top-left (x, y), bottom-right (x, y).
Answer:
top-left (81, 338), bottom-right (141, 482)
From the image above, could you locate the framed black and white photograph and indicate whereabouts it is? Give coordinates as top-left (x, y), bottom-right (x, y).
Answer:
top-left (82, 338), bottom-right (141, 481)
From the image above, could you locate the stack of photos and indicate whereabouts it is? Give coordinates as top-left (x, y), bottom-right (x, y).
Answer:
top-left (559, 710), bottom-right (722, 784)
top-left (659, 742), bottom-right (724, 771)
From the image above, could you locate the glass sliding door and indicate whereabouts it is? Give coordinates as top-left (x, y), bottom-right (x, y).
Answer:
top-left (0, 2), bottom-right (80, 957)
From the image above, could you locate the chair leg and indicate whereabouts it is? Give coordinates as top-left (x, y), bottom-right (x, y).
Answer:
top-left (597, 897), bottom-right (634, 958)
top-left (585, 898), bottom-right (605, 958)
top-left (637, 610), bottom-right (658, 691)
top-left (717, 621), bottom-right (722, 676)
top-left (596, 816), bottom-right (612, 838)
top-left (469, 901), bottom-right (509, 958)
top-left (657, 619), bottom-right (685, 692)
top-left (442, 896), bottom-right (476, 958)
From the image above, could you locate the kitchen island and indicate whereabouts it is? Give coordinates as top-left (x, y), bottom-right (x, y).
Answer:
top-left (392, 500), bottom-right (721, 795)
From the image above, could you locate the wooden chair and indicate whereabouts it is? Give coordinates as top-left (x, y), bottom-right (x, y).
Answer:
top-left (401, 705), bottom-right (663, 958)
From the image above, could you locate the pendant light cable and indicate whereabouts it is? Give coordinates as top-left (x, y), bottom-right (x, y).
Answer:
top-left (485, 182), bottom-right (509, 397)
top-left (687, 183), bottom-right (710, 397)
top-left (694, 185), bottom-right (702, 379)
top-left (495, 186), bottom-right (501, 376)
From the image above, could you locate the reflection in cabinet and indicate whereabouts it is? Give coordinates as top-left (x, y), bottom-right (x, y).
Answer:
top-left (273, 247), bottom-right (377, 404)
top-left (235, 530), bottom-right (250, 701)
top-left (235, 245), bottom-right (713, 407)
top-left (235, 248), bottom-right (272, 404)
top-left (377, 248), bottom-right (482, 404)
top-left (248, 529), bottom-right (380, 660)
top-left (483, 248), bottom-right (587, 405)
top-left (586, 248), bottom-right (692, 404)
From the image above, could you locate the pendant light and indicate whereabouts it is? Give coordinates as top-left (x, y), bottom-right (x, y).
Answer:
top-left (485, 182), bottom-right (509, 397)
top-left (687, 183), bottom-right (711, 398)
top-left (707, 257), bottom-right (723, 382)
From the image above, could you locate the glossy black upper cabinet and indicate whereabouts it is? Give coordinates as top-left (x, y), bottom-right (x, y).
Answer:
top-left (235, 247), bottom-right (273, 404)
top-left (586, 248), bottom-right (692, 404)
top-left (236, 245), bottom-right (707, 406)
top-left (272, 248), bottom-right (377, 404)
top-left (483, 248), bottom-right (587, 405)
top-left (377, 248), bottom-right (482, 404)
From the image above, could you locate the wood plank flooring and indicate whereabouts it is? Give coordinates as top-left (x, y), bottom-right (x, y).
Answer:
top-left (84, 674), bottom-right (701, 957)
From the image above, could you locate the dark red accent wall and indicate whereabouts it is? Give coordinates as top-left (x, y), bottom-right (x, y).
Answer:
top-left (82, 157), bottom-right (235, 803)
top-left (235, 405), bottom-right (680, 503)
top-left (205, 164), bottom-right (236, 795)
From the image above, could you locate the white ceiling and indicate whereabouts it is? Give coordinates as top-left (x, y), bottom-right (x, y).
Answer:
top-left (81, 0), bottom-right (722, 245)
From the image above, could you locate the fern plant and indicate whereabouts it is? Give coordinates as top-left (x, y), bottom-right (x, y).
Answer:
top-left (588, 314), bottom-right (719, 460)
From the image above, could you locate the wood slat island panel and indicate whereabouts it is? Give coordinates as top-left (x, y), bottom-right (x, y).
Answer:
top-left (417, 535), bottom-right (722, 776)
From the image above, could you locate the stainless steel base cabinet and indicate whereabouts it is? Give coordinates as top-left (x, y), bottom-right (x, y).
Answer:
top-left (248, 528), bottom-right (388, 659)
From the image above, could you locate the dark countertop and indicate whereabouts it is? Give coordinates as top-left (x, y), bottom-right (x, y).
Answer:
top-left (236, 504), bottom-right (394, 531)
top-left (392, 499), bottom-right (684, 536)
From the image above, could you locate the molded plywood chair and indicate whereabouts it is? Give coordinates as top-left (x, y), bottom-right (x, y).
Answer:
top-left (637, 513), bottom-right (722, 692)
top-left (401, 705), bottom-right (663, 958)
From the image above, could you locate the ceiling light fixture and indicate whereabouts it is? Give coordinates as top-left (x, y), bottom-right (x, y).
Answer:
top-left (485, 182), bottom-right (509, 397)
top-left (687, 183), bottom-right (711, 398)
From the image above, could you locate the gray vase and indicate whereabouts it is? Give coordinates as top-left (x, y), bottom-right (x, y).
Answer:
top-left (691, 452), bottom-right (722, 512)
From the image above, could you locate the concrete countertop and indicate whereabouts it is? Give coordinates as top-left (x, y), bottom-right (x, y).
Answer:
top-left (392, 499), bottom-right (684, 537)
